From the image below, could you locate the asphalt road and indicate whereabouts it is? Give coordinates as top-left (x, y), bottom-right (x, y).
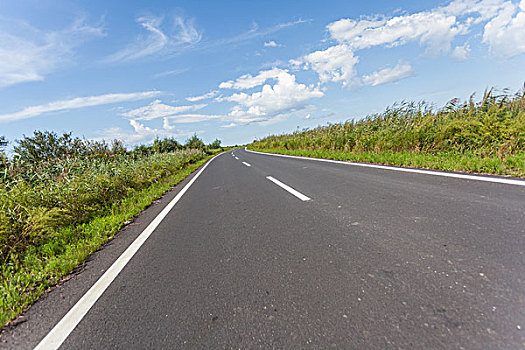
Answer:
top-left (2, 148), bottom-right (524, 349)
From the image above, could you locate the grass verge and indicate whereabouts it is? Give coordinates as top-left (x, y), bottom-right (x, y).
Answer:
top-left (250, 88), bottom-right (524, 177)
top-left (0, 152), bottom-right (220, 327)
top-left (249, 148), bottom-right (525, 177)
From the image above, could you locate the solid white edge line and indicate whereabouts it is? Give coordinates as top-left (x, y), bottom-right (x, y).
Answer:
top-left (34, 152), bottom-right (224, 350)
top-left (266, 176), bottom-right (311, 201)
top-left (242, 161), bottom-right (251, 167)
top-left (246, 148), bottom-right (525, 187)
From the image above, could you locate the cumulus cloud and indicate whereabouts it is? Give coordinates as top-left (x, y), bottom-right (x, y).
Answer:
top-left (0, 91), bottom-right (160, 123)
top-left (451, 43), bottom-right (471, 60)
top-left (264, 40), bottom-right (280, 47)
top-left (482, 0), bottom-right (525, 57)
top-left (439, 0), bottom-right (525, 58)
top-left (0, 18), bottom-right (104, 88)
top-left (219, 67), bottom-right (283, 89)
top-left (441, 0), bottom-right (508, 22)
top-left (439, 0), bottom-right (525, 57)
top-left (327, 10), bottom-right (463, 55)
top-left (220, 122), bottom-right (238, 128)
top-left (293, 44), bottom-right (359, 86)
top-left (327, 0), bottom-right (525, 58)
top-left (362, 62), bottom-right (414, 86)
top-left (104, 14), bottom-right (202, 62)
top-left (223, 68), bottom-right (323, 124)
top-left (122, 100), bottom-right (206, 121)
top-left (289, 0), bottom-right (525, 89)
top-left (186, 90), bottom-right (219, 102)
top-left (98, 119), bottom-right (194, 146)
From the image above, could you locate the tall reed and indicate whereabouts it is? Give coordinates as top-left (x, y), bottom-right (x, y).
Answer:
top-left (252, 88), bottom-right (525, 176)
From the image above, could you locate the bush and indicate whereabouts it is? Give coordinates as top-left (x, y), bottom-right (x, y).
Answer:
top-left (14, 131), bottom-right (90, 163)
top-left (209, 139), bottom-right (221, 149)
top-left (152, 137), bottom-right (182, 153)
top-left (0, 148), bottom-right (206, 264)
top-left (185, 134), bottom-right (205, 150)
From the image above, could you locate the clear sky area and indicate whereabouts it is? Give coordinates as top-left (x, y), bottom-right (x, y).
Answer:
top-left (1, 0), bottom-right (524, 147)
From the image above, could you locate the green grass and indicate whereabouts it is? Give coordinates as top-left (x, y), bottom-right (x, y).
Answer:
top-left (0, 151), bottom-right (222, 326)
top-left (250, 88), bottom-right (525, 177)
top-left (249, 148), bottom-right (525, 177)
top-left (1, 150), bottom-right (209, 263)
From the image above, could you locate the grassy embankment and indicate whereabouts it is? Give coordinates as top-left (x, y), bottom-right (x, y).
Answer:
top-left (0, 133), bottom-right (224, 326)
top-left (251, 88), bottom-right (525, 177)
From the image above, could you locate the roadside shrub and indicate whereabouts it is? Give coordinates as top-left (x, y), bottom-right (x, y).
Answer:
top-left (209, 139), bottom-right (221, 149)
top-left (252, 87), bottom-right (525, 166)
top-left (0, 149), bottom-right (206, 264)
top-left (151, 137), bottom-right (183, 153)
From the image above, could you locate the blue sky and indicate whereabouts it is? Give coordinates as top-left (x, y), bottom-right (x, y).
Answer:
top-left (1, 0), bottom-right (524, 147)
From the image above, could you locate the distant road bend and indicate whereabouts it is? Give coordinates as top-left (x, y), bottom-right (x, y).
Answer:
top-left (6, 148), bottom-right (525, 349)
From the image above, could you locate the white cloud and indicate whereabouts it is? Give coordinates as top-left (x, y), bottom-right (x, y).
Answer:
top-left (163, 117), bottom-right (175, 130)
top-left (327, 11), bottom-right (463, 55)
top-left (0, 18), bottom-right (104, 88)
top-left (105, 14), bottom-right (201, 62)
top-left (98, 119), bottom-right (194, 146)
top-left (291, 0), bottom-right (525, 88)
top-left (293, 44), bottom-right (359, 86)
top-left (441, 0), bottom-right (525, 57)
top-left (292, 6), bottom-right (460, 87)
top-left (362, 62), bottom-right (414, 86)
top-left (326, 0), bottom-right (525, 58)
top-left (219, 67), bottom-right (283, 89)
top-left (122, 100), bottom-right (206, 121)
top-left (264, 40), bottom-right (281, 47)
top-left (0, 91), bottom-right (160, 123)
top-left (451, 43), bottom-right (471, 60)
top-left (220, 122), bottom-right (238, 128)
top-left (224, 69), bottom-right (323, 124)
top-left (153, 68), bottom-right (189, 78)
top-left (482, 0), bottom-right (525, 57)
top-left (441, 0), bottom-right (508, 22)
top-left (186, 90), bottom-right (219, 102)
top-left (173, 15), bottom-right (202, 44)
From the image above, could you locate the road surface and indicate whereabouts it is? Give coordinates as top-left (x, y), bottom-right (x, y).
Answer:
top-left (2, 148), bottom-right (524, 349)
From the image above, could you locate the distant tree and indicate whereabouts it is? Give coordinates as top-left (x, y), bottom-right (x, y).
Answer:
top-left (133, 144), bottom-right (151, 156)
top-left (14, 131), bottom-right (88, 163)
top-left (209, 139), bottom-right (221, 149)
top-left (13, 131), bottom-right (128, 163)
top-left (185, 134), bottom-right (205, 150)
top-left (152, 137), bottom-right (182, 153)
